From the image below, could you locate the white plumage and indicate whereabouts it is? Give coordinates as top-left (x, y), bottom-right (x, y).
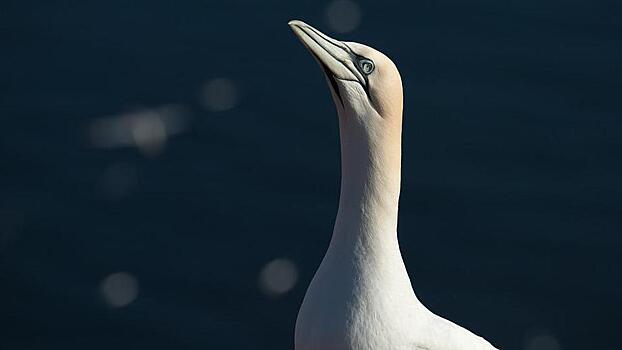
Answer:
top-left (289, 20), bottom-right (499, 350)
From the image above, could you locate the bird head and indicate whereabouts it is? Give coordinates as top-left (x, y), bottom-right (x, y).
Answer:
top-left (288, 20), bottom-right (403, 128)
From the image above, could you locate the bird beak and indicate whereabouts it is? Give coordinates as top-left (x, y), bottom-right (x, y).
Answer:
top-left (288, 20), bottom-right (366, 87)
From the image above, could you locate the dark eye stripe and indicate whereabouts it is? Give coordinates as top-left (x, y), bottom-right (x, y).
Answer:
top-left (336, 43), bottom-right (378, 111)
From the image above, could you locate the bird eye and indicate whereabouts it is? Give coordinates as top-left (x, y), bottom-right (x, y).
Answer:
top-left (359, 59), bottom-right (375, 75)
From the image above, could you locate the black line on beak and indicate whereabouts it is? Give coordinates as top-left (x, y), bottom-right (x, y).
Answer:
top-left (317, 57), bottom-right (344, 108)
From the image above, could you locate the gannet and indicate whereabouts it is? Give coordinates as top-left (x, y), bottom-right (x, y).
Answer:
top-left (288, 20), bottom-right (499, 350)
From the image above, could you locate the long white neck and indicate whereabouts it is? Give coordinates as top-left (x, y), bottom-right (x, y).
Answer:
top-left (329, 109), bottom-right (403, 252)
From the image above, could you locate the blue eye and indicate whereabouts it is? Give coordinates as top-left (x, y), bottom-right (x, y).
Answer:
top-left (359, 59), bottom-right (375, 74)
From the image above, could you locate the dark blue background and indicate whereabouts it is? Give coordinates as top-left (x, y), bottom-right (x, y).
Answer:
top-left (1, 1), bottom-right (621, 349)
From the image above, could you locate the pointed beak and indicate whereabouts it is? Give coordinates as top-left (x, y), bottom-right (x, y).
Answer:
top-left (288, 20), bottom-right (366, 85)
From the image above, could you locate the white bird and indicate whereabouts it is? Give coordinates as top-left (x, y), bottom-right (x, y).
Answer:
top-left (288, 20), bottom-right (499, 350)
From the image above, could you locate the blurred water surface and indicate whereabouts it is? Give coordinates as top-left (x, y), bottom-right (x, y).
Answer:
top-left (1, 1), bottom-right (621, 349)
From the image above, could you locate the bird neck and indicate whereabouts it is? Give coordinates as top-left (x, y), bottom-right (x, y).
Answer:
top-left (331, 113), bottom-right (403, 249)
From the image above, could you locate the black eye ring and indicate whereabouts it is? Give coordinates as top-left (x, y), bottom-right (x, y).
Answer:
top-left (358, 59), bottom-right (375, 75)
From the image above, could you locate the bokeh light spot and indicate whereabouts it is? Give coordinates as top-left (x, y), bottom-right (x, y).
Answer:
top-left (88, 104), bottom-right (188, 157)
top-left (325, 0), bottom-right (362, 34)
top-left (525, 331), bottom-right (561, 350)
top-left (130, 112), bottom-right (167, 155)
top-left (100, 272), bottom-right (139, 307)
top-left (259, 258), bottom-right (299, 297)
top-left (201, 78), bottom-right (238, 111)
